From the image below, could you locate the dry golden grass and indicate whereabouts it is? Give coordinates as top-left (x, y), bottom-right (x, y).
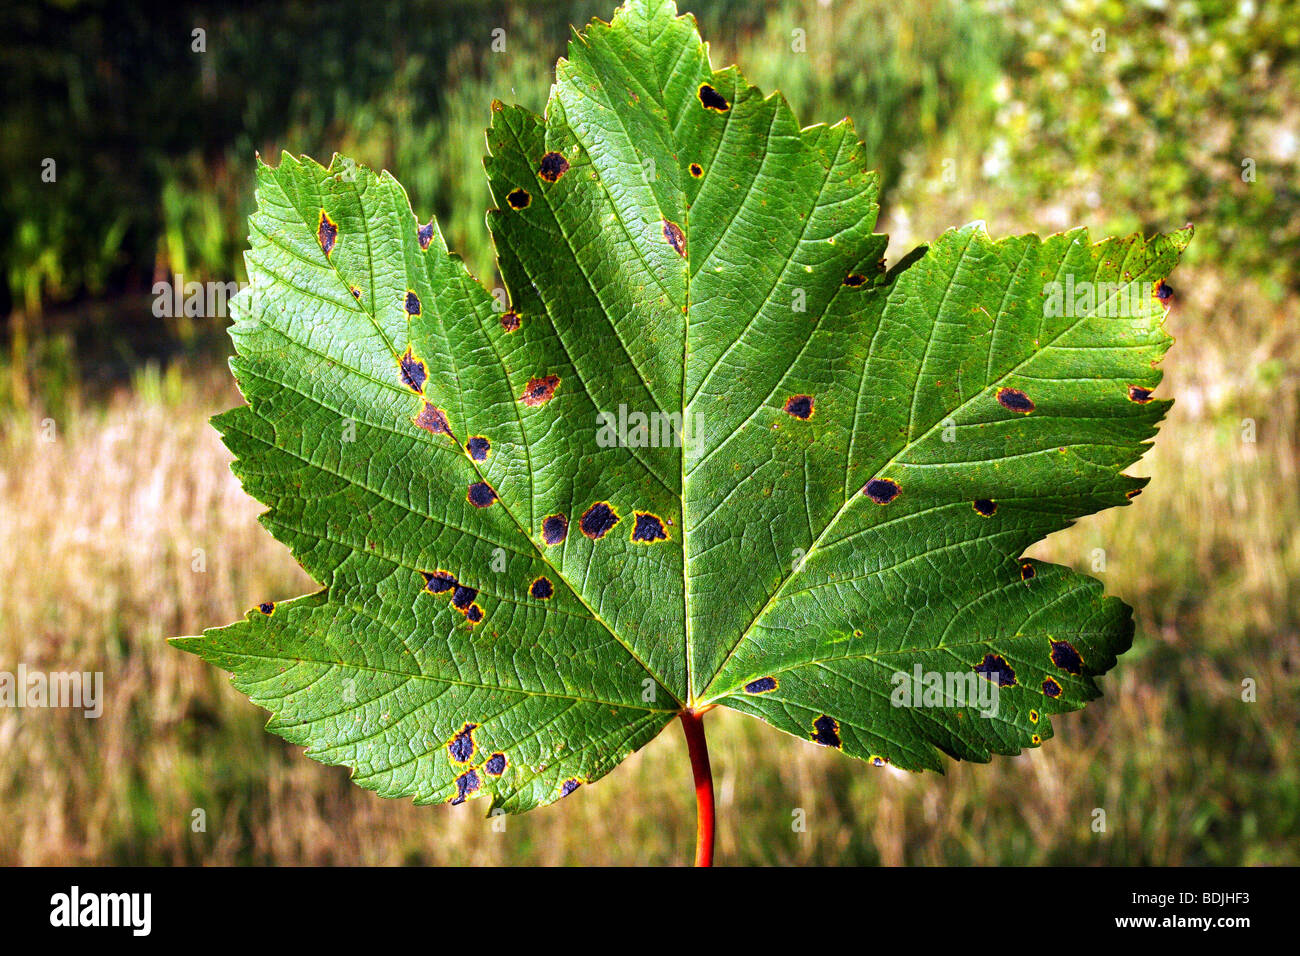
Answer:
top-left (1, 256), bottom-right (1297, 864)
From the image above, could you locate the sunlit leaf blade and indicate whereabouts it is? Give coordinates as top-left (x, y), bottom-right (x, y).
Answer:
top-left (174, 0), bottom-right (1189, 810)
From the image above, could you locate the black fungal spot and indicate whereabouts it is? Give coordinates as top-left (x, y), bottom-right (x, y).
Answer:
top-left (399, 347), bottom-right (427, 394)
top-left (538, 151), bottom-right (570, 183)
top-left (404, 290), bottom-right (422, 318)
top-left (521, 374), bottom-right (560, 407)
top-left (1155, 279), bottom-right (1174, 301)
top-left (257, 602), bottom-right (275, 616)
top-left (698, 83), bottom-right (730, 112)
top-left (1029, 710), bottom-right (1039, 723)
top-left (559, 779), bottom-right (581, 798)
top-left (973, 499), bottom-right (997, 517)
top-left (350, 285), bottom-right (362, 299)
top-left (485, 753), bottom-right (507, 776)
top-left (1127, 384), bottom-right (1154, 404)
top-left (871, 756), bottom-right (887, 767)
top-left (529, 576), bottom-right (554, 600)
top-left (1020, 561), bottom-right (1036, 581)
top-left (467, 481), bottom-right (498, 508)
top-left (448, 723), bottom-right (478, 763)
top-left (316, 209), bottom-right (337, 256)
top-left (421, 570), bottom-right (458, 594)
top-left (465, 604), bottom-right (484, 624)
top-left (507, 188), bottom-right (531, 210)
top-left (417, 220), bottom-right (435, 250)
top-left (663, 220), bottom-right (686, 257)
top-left (451, 769), bottom-right (480, 805)
top-left (1050, 639), bottom-right (1084, 675)
top-left (784, 395), bottom-right (814, 420)
top-left (744, 676), bottom-right (778, 695)
top-left (863, 477), bottom-right (901, 505)
top-left (811, 714), bottom-right (842, 748)
top-left (996, 386), bottom-right (1035, 413)
top-left (452, 584), bottom-right (479, 610)
top-left (689, 162), bottom-right (703, 178)
top-left (580, 501), bottom-right (620, 540)
top-left (466, 436), bottom-right (491, 462)
top-left (1031, 733), bottom-right (1042, 745)
top-left (500, 310), bottom-right (521, 333)
top-left (630, 512), bottom-right (668, 543)
top-left (1042, 676), bottom-right (1062, 698)
top-left (541, 513), bottom-right (569, 545)
top-left (412, 402), bottom-right (450, 436)
top-left (842, 272), bottom-right (868, 287)
top-left (974, 653), bottom-right (1017, 687)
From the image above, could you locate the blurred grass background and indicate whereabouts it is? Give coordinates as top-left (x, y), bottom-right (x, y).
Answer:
top-left (1, 0), bottom-right (1297, 865)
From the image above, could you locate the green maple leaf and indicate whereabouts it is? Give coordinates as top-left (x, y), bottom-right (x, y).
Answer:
top-left (173, 0), bottom-right (1189, 820)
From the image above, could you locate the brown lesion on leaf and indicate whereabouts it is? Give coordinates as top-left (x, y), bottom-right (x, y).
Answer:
top-left (1029, 710), bottom-right (1039, 724)
top-left (662, 220), bottom-right (686, 258)
top-left (500, 310), bottom-right (521, 333)
top-left (417, 219), bottom-right (435, 250)
top-left (784, 395), bottom-right (814, 420)
top-left (862, 477), bottom-right (901, 504)
top-left (1041, 676), bottom-right (1062, 698)
top-left (404, 290), bottom-right (422, 318)
top-left (697, 82), bottom-right (730, 112)
top-left (467, 481), bottom-right (498, 508)
top-left (974, 653), bottom-right (1017, 687)
top-left (743, 676), bottom-right (778, 695)
top-left (1127, 384), bottom-right (1155, 404)
top-left (466, 436), bottom-right (491, 462)
top-left (257, 601), bottom-right (275, 616)
top-left (349, 285), bottom-right (362, 300)
top-left (811, 714), bottom-right (842, 748)
top-left (450, 769), bottom-right (481, 805)
top-left (507, 188), bottom-right (531, 210)
top-left (529, 576), bottom-right (554, 600)
top-left (538, 151), bottom-right (570, 183)
top-left (842, 272), bottom-right (868, 287)
top-left (541, 513), bottom-right (569, 545)
top-left (973, 498), bottom-right (997, 517)
top-left (398, 346), bottom-right (428, 394)
top-left (1031, 733), bottom-right (1042, 745)
top-left (1126, 488), bottom-right (1142, 499)
top-left (1049, 639), bottom-right (1085, 675)
top-left (521, 374), bottom-right (560, 406)
top-left (1154, 279), bottom-right (1174, 302)
top-left (630, 511), bottom-right (669, 544)
top-left (1020, 560), bottom-right (1036, 581)
top-left (579, 501), bottom-right (620, 540)
top-left (316, 209), bottom-right (338, 257)
top-left (996, 386), bottom-right (1035, 413)
top-left (421, 569), bottom-right (458, 595)
top-left (689, 162), bottom-right (703, 178)
top-left (412, 402), bottom-right (451, 436)
top-left (448, 722), bottom-right (478, 764)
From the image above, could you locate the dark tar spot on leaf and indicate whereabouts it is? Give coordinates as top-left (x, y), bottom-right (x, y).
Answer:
top-left (1042, 676), bottom-right (1063, 698)
top-left (468, 481), bottom-right (498, 508)
top-left (465, 604), bottom-right (484, 623)
top-left (257, 602), bottom-right (275, 616)
top-left (863, 477), bottom-right (901, 504)
top-left (451, 769), bottom-right (480, 805)
top-left (421, 570), bottom-right (458, 594)
top-left (698, 82), bottom-right (730, 112)
top-left (466, 436), bottom-right (491, 461)
top-left (1050, 639), bottom-right (1084, 675)
top-left (448, 723), bottom-right (478, 763)
top-left (871, 756), bottom-right (887, 767)
top-left (663, 220), bottom-right (686, 257)
top-left (842, 272), bottom-right (868, 287)
top-left (1029, 710), bottom-right (1039, 723)
top-left (1020, 560), bottom-right (1036, 581)
top-left (689, 162), bottom-right (703, 178)
top-left (316, 209), bottom-right (337, 256)
top-left (530, 576), bottom-right (554, 600)
top-left (580, 502), bottom-right (620, 540)
top-left (412, 402), bottom-right (450, 436)
top-left (541, 514), bottom-right (569, 545)
top-left (484, 752), bottom-right (507, 776)
top-left (996, 386), bottom-right (1035, 413)
top-left (974, 653), bottom-right (1017, 687)
top-left (811, 714), bottom-right (842, 748)
top-left (404, 290), bottom-right (422, 318)
top-left (973, 498), bottom-right (997, 517)
top-left (538, 151), bottom-right (570, 182)
top-left (507, 188), bottom-right (531, 209)
top-left (630, 511), bottom-right (668, 543)
top-left (452, 584), bottom-right (478, 610)
top-left (417, 220), bottom-right (435, 250)
top-left (399, 347), bottom-right (427, 393)
top-left (350, 285), bottom-right (362, 300)
top-left (784, 395), bottom-right (814, 419)
top-left (1127, 384), bottom-right (1154, 404)
top-left (500, 310), bottom-right (521, 332)
top-left (521, 374), bottom-right (560, 406)
top-left (559, 779), bottom-right (581, 798)
top-left (1155, 279), bottom-right (1174, 301)
top-left (1031, 733), bottom-right (1042, 745)
top-left (744, 676), bottom-right (778, 694)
